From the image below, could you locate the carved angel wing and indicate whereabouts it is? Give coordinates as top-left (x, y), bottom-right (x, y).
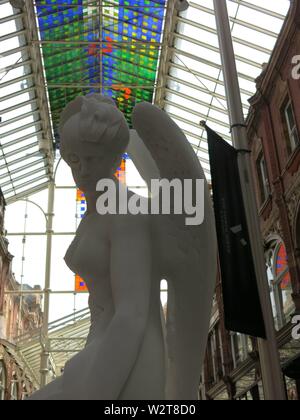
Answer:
top-left (131, 102), bottom-right (218, 399)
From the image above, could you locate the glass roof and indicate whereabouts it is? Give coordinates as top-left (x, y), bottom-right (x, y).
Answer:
top-left (0, 0), bottom-right (53, 203)
top-left (158, 0), bottom-right (291, 178)
top-left (1, 0), bottom-right (294, 388)
top-left (0, 0), bottom-right (291, 201)
top-left (35, 0), bottom-right (166, 146)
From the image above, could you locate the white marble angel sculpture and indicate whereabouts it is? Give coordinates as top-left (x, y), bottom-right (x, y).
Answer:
top-left (29, 94), bottom-right (217, 400)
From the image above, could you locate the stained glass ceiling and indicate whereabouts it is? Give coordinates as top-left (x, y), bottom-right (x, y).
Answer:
top-left (0, 0), bottom-right (292, 202)
top-left (35, 0), bottom-right (166, 146)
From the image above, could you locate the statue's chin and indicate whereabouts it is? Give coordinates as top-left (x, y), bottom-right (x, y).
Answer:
top-left (76, 181), bottom-right (95, 193)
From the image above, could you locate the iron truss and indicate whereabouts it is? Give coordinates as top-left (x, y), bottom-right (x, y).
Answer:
top-left (0, 0), bottom-right (54, 203)
top-left (14, 307), bottom-right (91, 384)
top-left (0, 0), bottom-right (292, 389)
top-left (0, 0), bottom-right (291, 201)
top-left (155, 0), bottom-right (291, 178)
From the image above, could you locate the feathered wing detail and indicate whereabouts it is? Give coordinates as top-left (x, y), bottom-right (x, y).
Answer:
top-left (132, 102), bottom-right (218, 399)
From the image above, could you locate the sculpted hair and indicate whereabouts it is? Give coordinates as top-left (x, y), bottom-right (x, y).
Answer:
top-left (59, 94), bottom-right (130, 160)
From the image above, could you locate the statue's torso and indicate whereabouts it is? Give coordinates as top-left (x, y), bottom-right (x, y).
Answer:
top-left (65, 213), bottom-right (114, 337)
top-left (64, 212), bottom-right (166, 399)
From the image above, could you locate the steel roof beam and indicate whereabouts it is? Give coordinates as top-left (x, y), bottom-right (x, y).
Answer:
top-left (228, 0), bottom-right (286, 20)
top-left (0, 73), bottom-right (34, 89)
top-left (32, 39), bottom-right (162, 47)
top-left (0, 158), bottom-right (46, 181)
top-left (165, 99), bottom-right (229, 128)
top-left (0, 141), bottom-right (39, 159)
top-left (0, 59), bottom-right (33, 74)
top-left (0, 110), bottom-right (40, 129)
top-left (166, 75), bottom-right (229, 103)
top-left (167, 111), bottom-right (232, 140)
top-left (33, 1), bottom-right (166, 9)
top-left (177, 16), bottom-right (273, 55)
top-left (0, 130), bottom-right (43, 148)
top-left (0, 86), bottom-right (36, 103)
top-left (164, 87), bottom-right (230, 115)
top-left (165, 78), bottom-right (250, 111)
top-left (1, 167), bottom-right (48, 188)
top-left (0, 13), bottom-right (24, 24)
top-left (0, 98), bottom-right (38, 115)
top-left (0, 136), bottom-right (40, 152)
top-left (174, 33), bottom-right (263, 69)
top-left (45, 83), bottom-right (156, 89)
top-left (0, 45), bottom-right (29, 58)
top-left (3, 174), bottom-right (49, 196)
top-left (171, 47), bottom-right (255, 83)
top-left (0, 29), bottom-right (27, 42)
top-left (188, 2), bottom-right (280, 38)
top-left (0, 150), bottom-right (44, 171)
top-left (0, 120), bottom-right (42, 138)
top-left (23, 0), bottom-right (55, 173)
top-left (44, 63), bottom-right (155, 91)
top-left (6, 179), bottom-right (49, 205)
top-left (168, 63), bottom-right (254, 96)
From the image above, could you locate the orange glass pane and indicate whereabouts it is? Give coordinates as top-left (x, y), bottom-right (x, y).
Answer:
top-left (75, 274), bottom-right (88, 292)
top-left (275, 243), bottom-right (291, 290)
top-left (115, 158), bottom-right (126, 184)
top-left (76, 189), bottom-right (85, 202)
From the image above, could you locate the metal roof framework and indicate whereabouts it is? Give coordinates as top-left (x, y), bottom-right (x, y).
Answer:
top-left (155, 0), bottom-right (291, 177)
top-left (0, 0), bottom-right (293, 390)
top-left (33, 0), bottom-right (167, 145)
top-left (0, 0), bottom-right (167, 204)
top-left (0, 0), bottom-right (291, 201)
top-left (15, 307), bottom-right (91, 384)
top-left (0, 0), bottom-right (54, 203)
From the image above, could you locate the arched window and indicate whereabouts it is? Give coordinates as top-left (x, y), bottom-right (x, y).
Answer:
top-left (266, 240), bottom-right (295, 330)
top-left (21, 383), bottom-right (27, 400)
top-left (10, 375), bottom-right (18, 401)
top-left (0, 361), bottom-right (6, 400)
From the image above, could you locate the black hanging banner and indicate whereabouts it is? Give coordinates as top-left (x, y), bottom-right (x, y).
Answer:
top-left (205, 125), bottom-right (266, 339)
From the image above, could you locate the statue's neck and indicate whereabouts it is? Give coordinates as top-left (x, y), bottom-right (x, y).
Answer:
top-left (85, 176), bottom-right (119, 215)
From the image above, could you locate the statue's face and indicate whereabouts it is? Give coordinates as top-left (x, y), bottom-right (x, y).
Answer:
top-left (61, 121), bottom-right (119, 193)
top-left (68, 148), bottom-right (112, 193)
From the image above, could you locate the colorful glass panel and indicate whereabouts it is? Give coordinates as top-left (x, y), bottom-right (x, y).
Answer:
top-left (75, 274), bottom-right (88, 292)
top-left (35, 0), bottom-right (166, 147)
top-left (275, 243), bottom-right (291, 290)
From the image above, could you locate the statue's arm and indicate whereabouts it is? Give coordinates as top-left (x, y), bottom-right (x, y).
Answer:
top-left (93, 214), bottom-right (152, 399)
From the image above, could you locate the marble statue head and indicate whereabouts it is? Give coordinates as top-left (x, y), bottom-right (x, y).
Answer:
top-left (59, 94), bottom-right (130, 192)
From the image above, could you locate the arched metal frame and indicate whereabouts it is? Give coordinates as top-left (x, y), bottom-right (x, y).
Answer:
top-left (0, 0), bottom-right (291, 203)
top-left (10, 374), bottom-right (19, 401)
top-left (265, 238), bottom-right (294, 331)
top-left (0, 0), bottom-right (293, 391)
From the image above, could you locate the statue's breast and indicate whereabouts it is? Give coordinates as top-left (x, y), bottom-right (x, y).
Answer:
top-left (65, 214), bottom-right (110, 283)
